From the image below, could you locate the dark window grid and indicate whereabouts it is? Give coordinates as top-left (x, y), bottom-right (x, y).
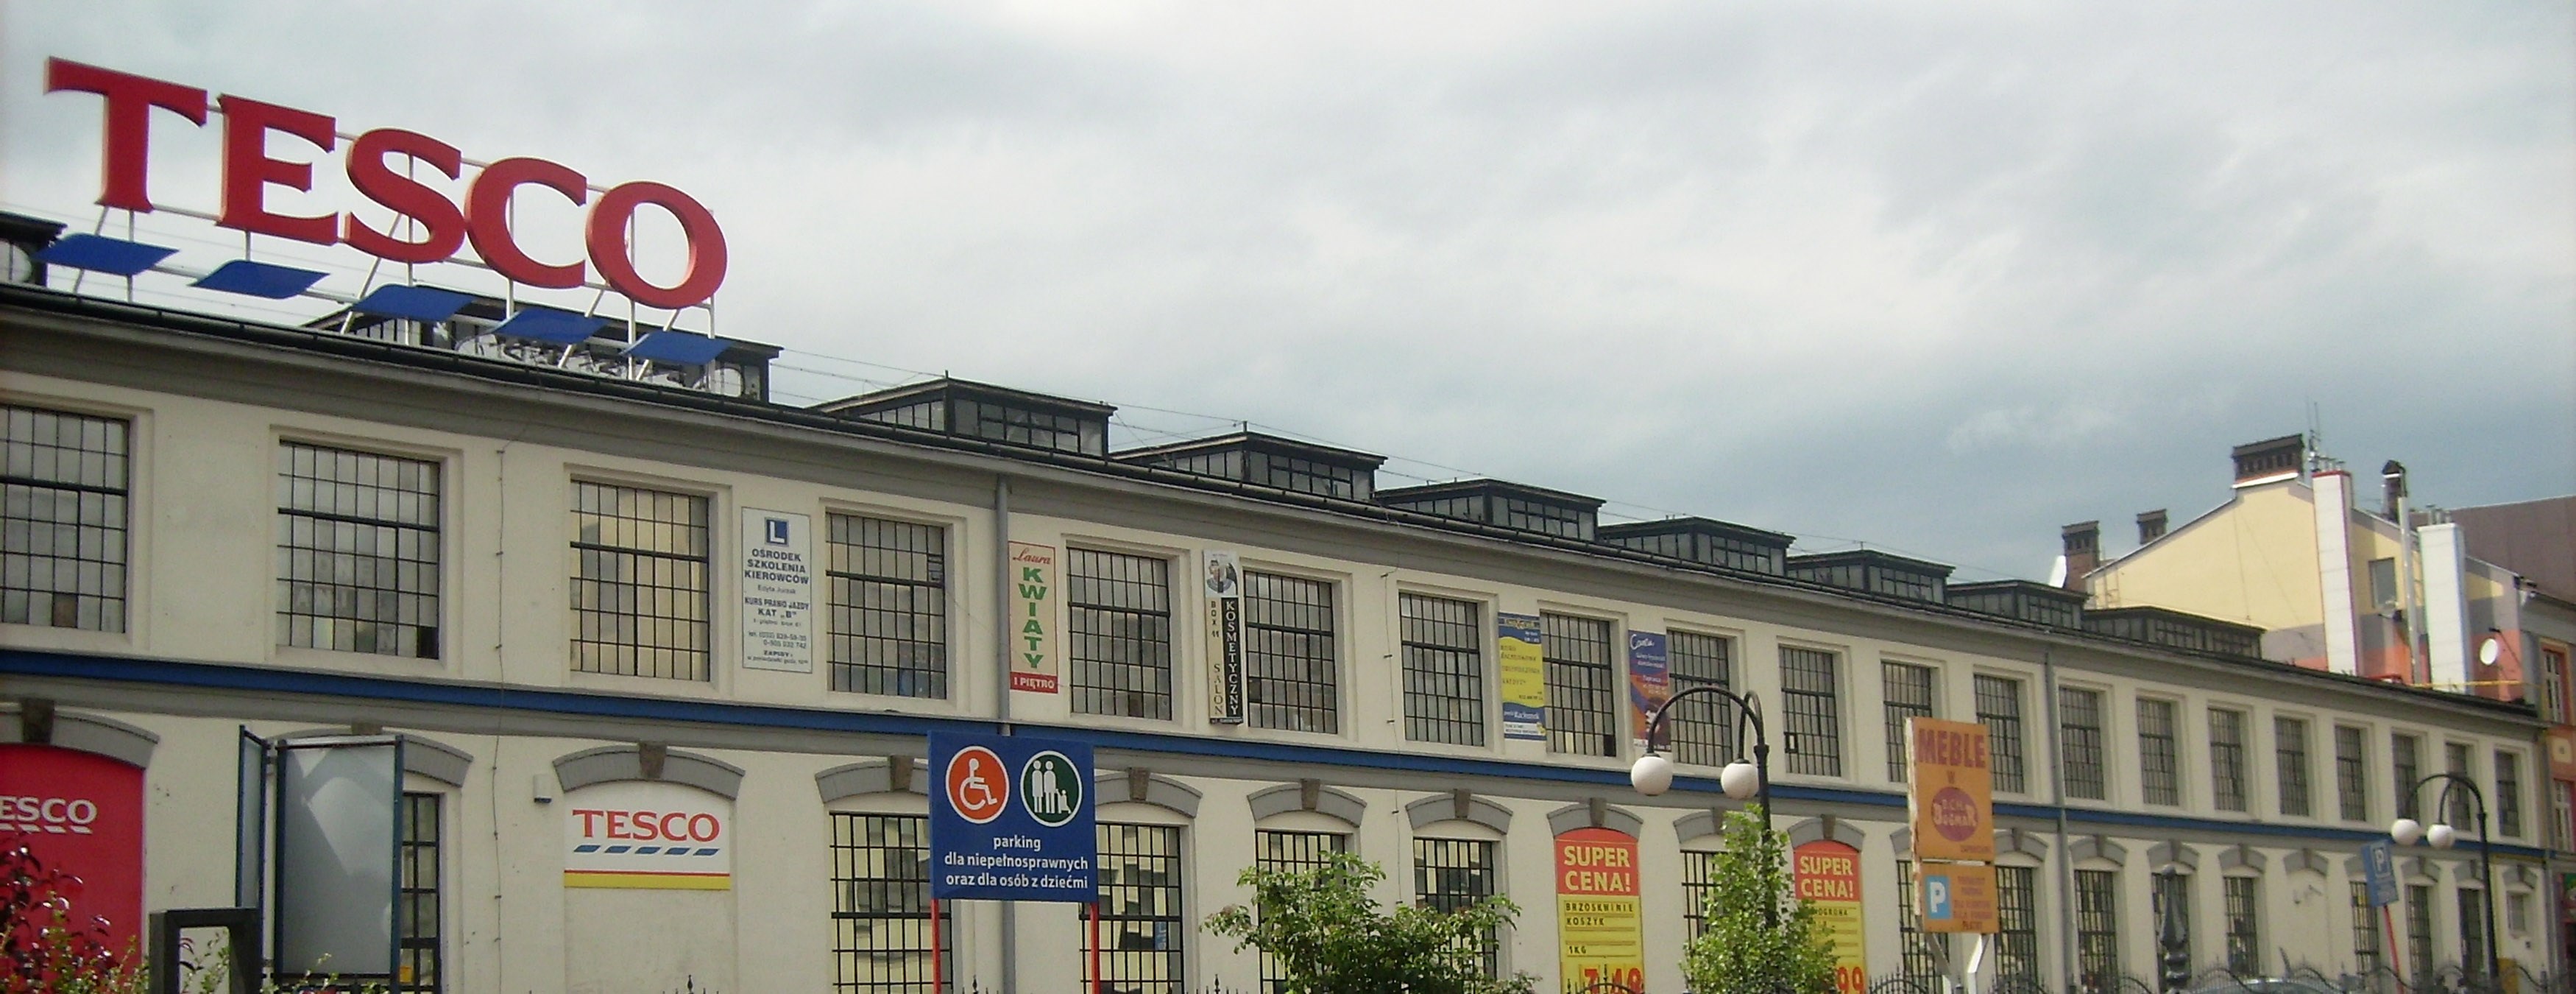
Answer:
top-left (2076, 869), bottom-right (2119, 994)
top-left (1255, 831), bottom-right (1350, 993)
top-left (2, 405), bottom-right (130, 632)
top-left (2457, 888), bottom-right (2487, 979)
top-left (277, 445), bottom-right (442, 659)
top-left (1995, 865), bottom-right (2039, 984)
top-left (1091, 824), bottom-right (1183, 994)
top-left (1975, 675), bottom-right (2027, 794)
top-left (1243, 573), bottom-right (1337, 734)
top-left (960, 401), bottom-right (1089, 455)
top-left (1066, 550), bottom-right (1174, 721)
top-left (1414, 838), bottom-right (1500, 979)
top-left (2223, 877), bottom-right (2260, 975)
top-left (830, 814), bottom-right (948, 994)
top-left (2153, 873), bottom-right (2191, 986)
top-left (1400, 594), bottom-right (1485, 747)
top-left (1897, 859), bottom-right (1943, 984)
top-left (2210, 709), bottom-right (2248, 813)
top-left (2393, 736), bottom-right (2422, 821)
top-left (1781, 646), bottom-right (1844, 777)
top-left (2062, 688), bottom-right (2108, 801)
top-left (2139, 699), bottom-right (2181, 806)
top-left (1883, 663), bottom-right (1936, 782)
top-left (569, 482), bottom-right (710, 680)
top-left (2497, 751), bottom-right (2523, 838)
top-left (1499, 498), bottom-right (1587, 540)
top-left (2337, 727), bottom-right (2371, 822)
top-left (826, 515), bottom-right (948, 699)
top-left (2350, 883), bottom-right (2383, 983)
top-left (1543, 614), bottom-right (1617, 757)
top-left (2276, 717), bottom-right (2313, 817)
top-left (1252, 454), bottom-right (1365, 501)
top-left (2445, 742), bottom-right (2474, 828)
top-left (397, 793), bottom-right (441, 994)
top-left (1682, 850), bottom-right (1719, 940)
top-left (2405, 886), bottom-right (2432, 987)
top-left (1666, 631), bottom-right (1737, 766)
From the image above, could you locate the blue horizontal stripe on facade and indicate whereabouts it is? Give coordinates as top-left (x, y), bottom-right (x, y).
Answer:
top-left (4, 647), bottom-right (2547, 859)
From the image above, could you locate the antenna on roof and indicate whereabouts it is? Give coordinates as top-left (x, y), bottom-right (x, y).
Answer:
top-left (2305, 400), bottom-right (2324, 471)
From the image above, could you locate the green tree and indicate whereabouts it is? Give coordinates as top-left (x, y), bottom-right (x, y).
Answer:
top-left (1206, 850), bottom-right (1536, 994)
top-left (1680, 810), bottom-right (1838, 994)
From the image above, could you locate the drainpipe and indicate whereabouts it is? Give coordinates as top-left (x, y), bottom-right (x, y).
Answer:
top-left (2045, 649), bottom-right (2076, 993)
top-left (993, 474), bottom-right (1016, 993)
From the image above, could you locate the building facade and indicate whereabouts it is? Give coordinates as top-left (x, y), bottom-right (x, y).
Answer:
top-left (1, 268), bottom-right (2561, 993)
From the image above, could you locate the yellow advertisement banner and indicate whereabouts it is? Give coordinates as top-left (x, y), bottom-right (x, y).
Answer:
top-left (1906, 717), bottom-right (1995, 862)
top-left (1499, 613), bottom-right (1546, 741)
top-left (1557, 827), bottom-right (1643, 992)
top-left (1795, 840), bottom-right (1868, 994)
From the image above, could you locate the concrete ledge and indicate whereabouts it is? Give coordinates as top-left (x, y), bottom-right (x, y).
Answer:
top-left (553, 744), bottom-right (744, 799)
top-left (1546, 800), bottom-right (1643, 838)
top-left (1784, 816), bottom-right (1864, 849)
top-left (1247, 780), bottom-right (1366, 828)
top-left (4, 709), bottom-right (161, 768)
top-left (816, 758), bottom-right (926, 803)
top-left (1405, 791), bottom-right (1511, 834)
top-left (1095, 769), bottom-right (1203, 818)
top-left (278, 727), bottom-right (473, 786)
top-left (2067, 835), bottom-right (2129, 866)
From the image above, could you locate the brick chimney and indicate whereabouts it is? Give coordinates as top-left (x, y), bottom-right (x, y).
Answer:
top-left (2137, 510), bottom-right (2168, 544)
top-left (2061, 521), bottom-right (2101, 590)
top-left (2231, 434), bottom-right (2306, 487)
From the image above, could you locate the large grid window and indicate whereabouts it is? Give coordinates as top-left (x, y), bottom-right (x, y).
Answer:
top-left (1975, 674), bottom-right (2027, 794)
top-left (2153, 872), bottom-right (2191, 987)
top-left (1995, 865), bottom-right (2039, 986)
top-left (397, 794), bottom-right (441, 994)
top-left (2275, 716), bottom-right (2313, 817)
top-left (1882, 662), bottom-right (1936, 782)
top-left (2336, 726), bottom-right (2371, 822)
top-left (276, 443), bottom-right (441, 658)
top-left (2445, 742), bottom-right (2474, 828)
top-left (958, 401), bottom-right (1096, 455)
top-left (1243, 572), bottom-right (1337, 733)
top-left (2210, 708), bottom-right (2248, 812)
top-left (829, 814), bottom-right (944, 993)
top-left (2223, 877), bottom-right (2260, 975)
top-left (1682, 850), bottom-right (1720, 940)
top-left (1667, 632), bottom-right (1737, 766)
top-left (1066, 549), bottom-right (1173, 720)
top-left (2075, 869), bottom-right (2118, 994)
top-left (1896, 859), bottom-right (1943, 984)
top-left (570, 482), bottom-right (710, 680)
top-left (2062, 688), bottom-right (2108, 800)
top-left (1256, 831), bottom-right (1350, 993)
top-left (1414, 838), bottom-right (1500, 978)
top-left (1780, 646), bottom-right (1844, 777)
top-left (2, 405), bottom-right (128, 632)
top-left (1401, 593), bottom-right (1485, 746)
top-left (2392, 734), bottom-right (2422, 821)
top-left (2497, 750), bottom-right (2524, 838)
top-left (2458, 888), bottom-right (2488, 981)
top-left (1091, 824), bottom-right (1183, 994)
top-left (825, 515), bottom-right (947, 698)
top-left (2350, 883), bottom-right (2382, 985)
top-left (2405, 885), bottom-right (2433, 987)
top-left (1543, 614), bottom-right (1617, 757)
top-left (2544, 646), bottom-right (2572, 724)
top-left (2138, 699), bottom-right (2181, 806)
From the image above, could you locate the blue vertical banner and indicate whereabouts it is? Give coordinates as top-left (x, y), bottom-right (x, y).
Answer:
top-left (928, 733), bottom-right (1096, 901)
top-left (1627, 630), bottom-right (1670, 752)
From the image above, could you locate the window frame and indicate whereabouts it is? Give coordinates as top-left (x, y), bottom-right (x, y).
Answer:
top-left (1881, 660), bottom-right (1937, 783)
top-left (2209, 707), bottom-right (2249, 813)
top-left (567, 477), bottom-right (715, 682)
top-left (1064, 546), bottom-right (1178, 722)
top-left (1779, 644), bottom-right (1845, 778)
top-left (1973, 673), bottom-right (2028, 794)
top-left (2335, 725), bottom-right (2371, 822)
top-left (2137, 697), bottom-right (2182, 807)
top-left (272, 440), bottom-right (447, 660)
top-left (1665, 629), bottom-right (1738, 768)
top-left (827, 811), bottom-right (946, 993)
top-left (1398, 591), bottom-right (1489, 747)
top-left (2059, 685), bottom-right (2109, 802)
top-left (1091, 822), bottom-right (1186, 994)
top-left (2274, 714), bottom-right (2313, 818)
top-left (1, 402), bottom-right (135, 634)
top-left (1240, 568), bottom-right (1341, 735)
top-left (1540, 612), bottom-right (1619, 758)
top-left (821, 511), bottom-right (951, 699)
top-left (1413, 836), bottom-right (1504, 979)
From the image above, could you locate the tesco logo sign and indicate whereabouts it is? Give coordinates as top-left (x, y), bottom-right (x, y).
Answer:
top-left (46, 57), bottom-right (727, 309)
top-left (3, 794), bottom-right (102, 834)
top-left (572, 808), bottom-right (722, 843)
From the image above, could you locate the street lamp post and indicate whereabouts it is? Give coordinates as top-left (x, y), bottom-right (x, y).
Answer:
top-left (2391, 773), bottom-right (2501, 987)
top-left (1629, 685), bottom-right (1774, 923)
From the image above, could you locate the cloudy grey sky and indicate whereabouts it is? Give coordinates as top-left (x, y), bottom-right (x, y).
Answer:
top-left (7, 1), bottom-right (2571, 580)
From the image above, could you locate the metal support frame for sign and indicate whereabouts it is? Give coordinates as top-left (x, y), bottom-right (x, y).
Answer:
top-left (234, 728), bottom-right (267, 917)
top-left (269, 734), bottom-right (403, 987)
top-left (149, 908), bottom-right (259, 994)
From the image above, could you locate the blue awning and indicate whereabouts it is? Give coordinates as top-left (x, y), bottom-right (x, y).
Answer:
top-left (492, 308), bottom-right (607, 345)
top-left (350, 285), bottom-right (473, 323)
top-left (625, 331), bottom-right (730, 365)
top-left (34, 234), bottom-right (177, 277)
top-left (191, 259), bottom-right (328, 300)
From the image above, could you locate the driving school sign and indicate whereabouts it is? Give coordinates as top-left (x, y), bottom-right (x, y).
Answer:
top-left (1905, 717), bottom-right (1995, 863)
top-left (929, 733), bottom-right (1095, 901)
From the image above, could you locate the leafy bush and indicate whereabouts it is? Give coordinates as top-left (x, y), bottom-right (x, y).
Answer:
top-left (1679, 810), bottom-right (1837, 994)
top-left (1207, 850), bottom-right (1536, 994)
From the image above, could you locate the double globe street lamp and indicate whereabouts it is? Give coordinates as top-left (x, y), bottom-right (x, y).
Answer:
top-left (1628, 684), bottom-right (1774, 924)
top-left (2388, 772), bottom-right (2500, 987)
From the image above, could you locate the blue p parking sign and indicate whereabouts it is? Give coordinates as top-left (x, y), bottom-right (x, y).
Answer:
top-left (2361, 838), bottom-right (2399, 907)
top-left (929, 733), bottom-right (1096, 901)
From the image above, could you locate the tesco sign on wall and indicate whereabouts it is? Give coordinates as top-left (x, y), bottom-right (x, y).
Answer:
top-left (46, 58), bottom-right (727, 309)
top-left (0, 744), bottom-right (146, 954)
top-left (562, 780), bottom-right (732, 890)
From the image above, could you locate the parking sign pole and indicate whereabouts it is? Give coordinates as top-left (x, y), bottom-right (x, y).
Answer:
top-left (929, 898), bottom-right (942, 993)
top-left (1089, 901), bottom-right (1103, 994)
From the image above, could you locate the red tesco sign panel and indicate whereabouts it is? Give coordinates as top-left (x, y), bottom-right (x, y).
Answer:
top-left (45, 58), bottom-right (727, 310)
top-left (0, 744), bottom-right (146, 954)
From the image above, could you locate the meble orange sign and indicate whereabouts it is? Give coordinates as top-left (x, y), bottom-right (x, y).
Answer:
top-left (1906, 717), bottom-right (1994, 862)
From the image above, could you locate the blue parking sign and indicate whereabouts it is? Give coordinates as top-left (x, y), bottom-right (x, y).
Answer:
top-left (929, 733), bottom-right (1096, 901)
top-left (2361, 838), bottom-right (2399, 907)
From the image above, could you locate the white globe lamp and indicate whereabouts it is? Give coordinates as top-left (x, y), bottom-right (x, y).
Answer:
top-left (1719, 760), bottom-right (1762, 801)
top-left (2391, 817), bottom-right (2424, 845)
top-left (1630, 753), bottom-right (1674, 797)
top-left (2480, 638), bottom-right (2502, 666)
top-left (2427, 823), bottom-right (2458, 850)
